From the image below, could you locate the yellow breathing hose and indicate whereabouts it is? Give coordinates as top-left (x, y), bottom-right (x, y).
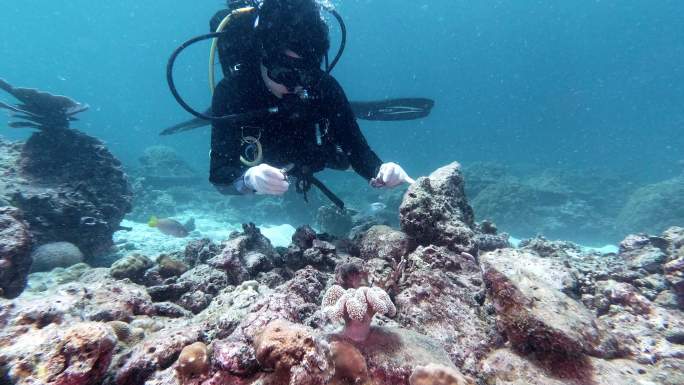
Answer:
top-left (208, 7), bottom-right (263, 166)
top-left (208, 7), bottom-right (255, 94)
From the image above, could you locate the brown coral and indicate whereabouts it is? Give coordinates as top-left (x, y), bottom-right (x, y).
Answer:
top-left (157, 254), bottom-right (189, 277)
top-left (176, 342), bottom-right (210, 379)
top-left (254, 319), bottom-right (333, 385)
top-left (330, 340), bottom-right (368, 384)
top-left (107, 320), bottom-right (132, 342)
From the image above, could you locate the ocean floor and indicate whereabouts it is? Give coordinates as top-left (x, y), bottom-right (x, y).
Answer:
top-left (113, 210), bottom-right (299, 257)
top-left (508, 236), bottom-right (618, 255)
top-left (117, 212), bottom-right (618, 261)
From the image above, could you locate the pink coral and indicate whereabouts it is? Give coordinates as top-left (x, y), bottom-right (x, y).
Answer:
top-left (322, 284), bottom-right (396, 341)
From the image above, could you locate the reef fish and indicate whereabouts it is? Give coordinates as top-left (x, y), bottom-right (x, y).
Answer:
top-left (351, 202), bottom-right (388, 222)
top-left (148, 216), bottom-right (195, 238)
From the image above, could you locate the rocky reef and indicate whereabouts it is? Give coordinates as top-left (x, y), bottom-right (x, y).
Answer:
top-left (0, 80), bottom-right (133, 281)
top-left (617, 176), bottom-right (684, 236)
top-left (0, 162), bottom-right (682, 385)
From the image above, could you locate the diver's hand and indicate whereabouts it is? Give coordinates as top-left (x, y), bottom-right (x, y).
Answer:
top-left (244, 164), bottom-right (289, 195)
top-left (370, 162), bottom-right (415, 188)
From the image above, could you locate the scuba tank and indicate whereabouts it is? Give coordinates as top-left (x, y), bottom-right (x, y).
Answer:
top-left (209, 3), bottom-right (260, 80)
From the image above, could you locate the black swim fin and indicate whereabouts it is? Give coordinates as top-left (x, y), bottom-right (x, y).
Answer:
top-left (159, 109), bottom-right (213, 136)
top-left (351, 98), bottom-right (434, 121)
top-left (159, 98), bottom-right (435, 135)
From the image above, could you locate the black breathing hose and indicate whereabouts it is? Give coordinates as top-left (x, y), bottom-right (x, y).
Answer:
top-left (166, 31), bottom-right (271, 122)
top-left (326, 10), bottom-right (346, 73)
top-left (166, 7), bottom-right (347, 122)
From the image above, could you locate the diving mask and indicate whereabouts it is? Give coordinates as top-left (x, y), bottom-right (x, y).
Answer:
top-left (263, 51), bottom-right (322, 90)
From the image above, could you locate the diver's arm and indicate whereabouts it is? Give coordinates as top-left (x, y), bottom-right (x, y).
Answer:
top-left (322, 77), bottom-right (383, 181)
top-left (209, 79), bottom-right (252, 195)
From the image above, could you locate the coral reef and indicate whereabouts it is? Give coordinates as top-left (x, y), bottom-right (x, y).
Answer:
top-left (1, 81), bottom-right (132, 266)
top-left (127, 145), bottom-right (203, 222)
top-left (0, 162), bottom-right (682, 385)
top-left (137, 145), bottom-right (199, 186)
top-left (12, 127), bottom-right (132, 257)
top-left (317, 204), bottom-right (353, 238)
top-left (2, 322), bottom-right (117, 385)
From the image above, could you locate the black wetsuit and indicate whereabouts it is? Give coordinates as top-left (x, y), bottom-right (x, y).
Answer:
top-left (209, 67), bottom-right (383, 195)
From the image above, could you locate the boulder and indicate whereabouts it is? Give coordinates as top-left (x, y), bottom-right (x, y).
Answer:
top-left (395, 245), bottom-right (498, 375)
top-left (481, 249), bottom-right (620, 358)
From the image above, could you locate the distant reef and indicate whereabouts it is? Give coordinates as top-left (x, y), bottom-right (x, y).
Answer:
top-left (0, 162), bottom-right (681, 385)
top-left (465, 162), bottom-right (683, 244)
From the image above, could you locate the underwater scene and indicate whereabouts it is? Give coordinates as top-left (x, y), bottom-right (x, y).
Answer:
top-left (0, 0), bottom-right (683, 384)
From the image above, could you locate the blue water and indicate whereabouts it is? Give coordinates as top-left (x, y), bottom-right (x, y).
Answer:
top-left (1, 0), bottom-right (683, 241)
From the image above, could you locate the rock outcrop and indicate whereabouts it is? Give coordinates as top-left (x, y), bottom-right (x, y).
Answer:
top-left (0, 206), bottom-right (32, 298)
top-left (11, 129), bottom-right (132, 258)
top-left (400, 162), bottom-right (476, 254)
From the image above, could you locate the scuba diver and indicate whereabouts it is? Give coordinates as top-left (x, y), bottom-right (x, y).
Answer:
top-left (165, 0), bottom-right (434, 208)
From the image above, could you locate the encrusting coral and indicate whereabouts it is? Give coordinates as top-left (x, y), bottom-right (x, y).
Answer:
top-left (409, 363), bottom-right (473, 385)
top-left (254, 318), bottom-right (334, 385)
top-left (322, 284), bottom-right (396, 341)
top-left (330, 340), bottom-right (369, 384)
top-left (176, 341), bottom-right (210, 379)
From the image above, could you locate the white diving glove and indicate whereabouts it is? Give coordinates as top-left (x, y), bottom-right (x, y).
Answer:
top-left (370, 162), bottom-right (415, 188)
top-left (243, 164), bottom-right (289, 195)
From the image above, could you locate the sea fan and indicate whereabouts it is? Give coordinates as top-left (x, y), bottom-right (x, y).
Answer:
top-left (0, 78), bottom-right (89, 130)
